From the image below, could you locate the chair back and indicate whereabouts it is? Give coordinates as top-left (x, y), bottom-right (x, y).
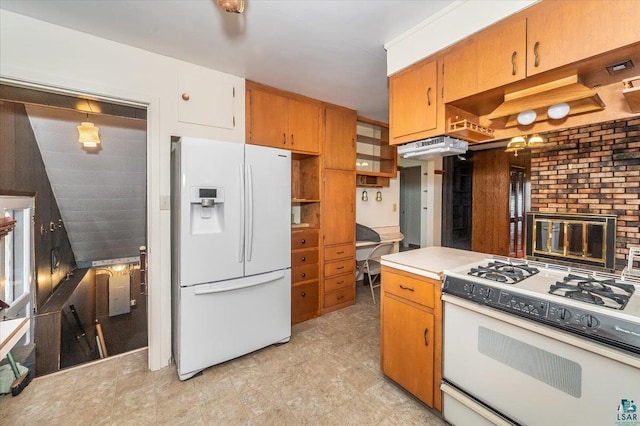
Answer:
top-left (366, 242), bottom-right (395, 262)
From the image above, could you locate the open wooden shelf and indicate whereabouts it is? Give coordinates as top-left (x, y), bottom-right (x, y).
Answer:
top-left (448, 118), bottom-right (495, 142)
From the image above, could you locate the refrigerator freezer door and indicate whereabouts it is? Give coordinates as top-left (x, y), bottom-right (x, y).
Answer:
top-left (244, 144), bottom-right (291, 276)
top-left (177, 138), bottom-right (244, 286)
top-left (175, 269), bottom-right (291, 380)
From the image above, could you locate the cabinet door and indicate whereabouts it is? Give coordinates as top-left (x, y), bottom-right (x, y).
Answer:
top-left (382, 295), bottom-right (435, 406)
top-left (389, 59), bottom-right (438, 141)
top-left (443, 40), bottom-right (477, 103)
top-left (323, 169), bottom-right (355, 246)
top-left (476, 18), bottom-right (526, 93)
top-left (324, 106), bottom-right (356, 170)
top-left (248, 89), bottom-right (288, 148)
top-left (527, 1), bottom-right (640, 76)
top-left (288, 98), bottom-right (320, 154)
top-left (178, 66), bottom-right (236, 130)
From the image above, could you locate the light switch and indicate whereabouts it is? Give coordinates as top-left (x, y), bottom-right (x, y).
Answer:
top-left (160, 195), bottom-right (170, 210)
top-left (393, 203), bottom-right (397, 212)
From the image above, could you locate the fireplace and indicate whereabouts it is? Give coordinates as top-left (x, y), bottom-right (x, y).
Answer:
top-left (526, 212), bottom-right (616, 270)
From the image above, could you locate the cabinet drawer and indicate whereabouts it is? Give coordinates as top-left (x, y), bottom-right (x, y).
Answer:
top-left (382, 269), bottom-right (436, 308)
top-left (292, 281), bottom-right (319, 323)
top-left (324, 258), bottom-right (354, 278)
top-left (291, 229), bottom-right (319, 250)
top-left (292, 248), bottom-right (319, 267)
top-left (324, 272), bottom-right (355, 293)
top-left (324, 244), bottom-right (355, 262)
top-left (323, 287), bottom-right (355, 309)
top-left (292, 264), bottom-right (319, 284)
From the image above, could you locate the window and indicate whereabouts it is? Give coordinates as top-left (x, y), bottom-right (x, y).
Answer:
top-left (1, 196), bottom-right (35, 327)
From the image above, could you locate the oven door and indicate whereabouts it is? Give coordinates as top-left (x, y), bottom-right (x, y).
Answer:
top-left (442, 295), bottom-right (640, 426)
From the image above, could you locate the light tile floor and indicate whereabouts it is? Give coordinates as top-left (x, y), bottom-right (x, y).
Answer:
top-left (1, 284), bottom-right (447, 425)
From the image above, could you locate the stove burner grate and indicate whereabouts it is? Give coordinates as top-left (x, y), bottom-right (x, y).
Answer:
top-left (549, 274), bottom-right (633, 310)
top-left (468, 261), bottom-right (539, 284)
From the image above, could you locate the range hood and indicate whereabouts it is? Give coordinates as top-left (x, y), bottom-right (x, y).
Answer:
top-left (487, 74), bottom-right (605, 127)
top-left (398, 136), bottom-right (468, 160)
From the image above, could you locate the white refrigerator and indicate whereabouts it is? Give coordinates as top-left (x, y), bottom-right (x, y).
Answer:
top-left (171, 137), bottom-right (291, 380)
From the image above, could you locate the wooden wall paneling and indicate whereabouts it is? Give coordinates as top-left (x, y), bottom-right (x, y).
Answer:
top-left (472, 149), bottom-right (511, 255)
top-left (34, 311), bottom-right (61, 375)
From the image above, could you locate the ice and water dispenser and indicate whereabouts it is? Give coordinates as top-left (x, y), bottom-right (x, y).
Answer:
top-left (190, 186), bottom-right (224, 234)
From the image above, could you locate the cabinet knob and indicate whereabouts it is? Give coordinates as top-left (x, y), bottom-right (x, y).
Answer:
top-left (301, 291), bottom-right (306, 297)
top-left (301, 273), bottom-right (306, 278)
top-left (301, 239), bottom-right (306, 244)
top-left (301, 256), bottom-right (306, 261)
top-left (181, 93), bottom-right (190, 101)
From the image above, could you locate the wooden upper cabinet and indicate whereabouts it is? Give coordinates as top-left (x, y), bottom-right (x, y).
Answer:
top-left (246, 83), bottom-right (321, 154)
top-left (288, 98), bottom-right (321, 154)
top-left (527, 0), bottom-right (640, 76)
top-left (324, 106), bottom-right (357, 171)
top-left (323, 169), bottom-right (355, 246)
top-left (247, 88), bottom-right (288, 148)
top-left (476, 18), bottom-right (526, 93)
top-left (443, 40), bottom-right (477, 103)
top-left (389, 59), bottom-right (438, 144)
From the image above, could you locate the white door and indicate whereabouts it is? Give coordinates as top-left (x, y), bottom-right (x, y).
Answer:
top-left (244, 144), bottom-right (291, 276)
top-left (177, 138), bottom-right (244, 286)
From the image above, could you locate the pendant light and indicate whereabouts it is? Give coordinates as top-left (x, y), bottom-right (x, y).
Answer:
top-left (77, 115), bottom-right (101, 148)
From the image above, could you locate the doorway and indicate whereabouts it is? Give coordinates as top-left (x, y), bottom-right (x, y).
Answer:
top-left (0, 84), bottom-right (148, 375)
top-left (399, 166), bottom-right (421, 250)
top-left (442, 154), bottom-right (473, 250)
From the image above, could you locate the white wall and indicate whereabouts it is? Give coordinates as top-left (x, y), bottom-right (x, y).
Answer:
top-left (0, 11), bottom-right (245, 370)
top-left (385, 0), bottom-right (537, 75)
top-left (355, 176), bottom-right (399, 228)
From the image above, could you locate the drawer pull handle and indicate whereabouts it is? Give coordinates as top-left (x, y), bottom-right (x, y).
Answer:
top-left (336, 251), bottom-right (344, 254)
top-left (337, 280), bottom-right (344, 284)
top-left (511, 51), bottom-right (517, 76)
top-left (337, 266), bottom-right (345, 270)
top-left (301, 291), bottom-right (306, 297)
top-left (424, 328), bottom-right (429, 347)
top-left (337, 295), bottom-right (344, 300)
top-left (399, 285), bottom-right (414, 292)
top-left (533, 41), bottom-right (540, 67)
top-left (301, 256), bottom-right (306, 261)
top-left (301, 273), bottom-right (306, 278)
top-left (301, 239), bottom-right (306, 244)
top-left (283, 133), bottom-right (286, 145)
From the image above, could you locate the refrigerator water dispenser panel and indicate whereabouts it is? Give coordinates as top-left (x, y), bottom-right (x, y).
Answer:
top-left (190, 186), bottom-right (224, 234)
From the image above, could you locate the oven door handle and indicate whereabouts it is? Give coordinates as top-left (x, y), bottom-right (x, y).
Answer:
top-left (424, 327), bottom-right (429, 347)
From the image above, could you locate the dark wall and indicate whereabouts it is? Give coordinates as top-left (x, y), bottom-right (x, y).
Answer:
top-left (0, 100), bottom-right (76, 308)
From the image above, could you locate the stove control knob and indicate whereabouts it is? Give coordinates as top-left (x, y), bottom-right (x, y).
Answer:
top-left (581, 314), bottom-right (599, 329)
top-left (558, 308), bottom-right (571, 321)
top-left (485, 288), bottom-right (493, 299)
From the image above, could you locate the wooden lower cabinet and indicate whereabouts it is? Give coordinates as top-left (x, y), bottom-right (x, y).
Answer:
top-left (380, 266), bottom-right (443, 411)
top-left (322, 243), bottom-right (355, 313)
top-left (291, 229), bottom-right (320, 324)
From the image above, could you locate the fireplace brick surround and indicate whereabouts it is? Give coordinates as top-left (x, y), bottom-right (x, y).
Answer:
top-left (529, 118), bottom-right (640, 270)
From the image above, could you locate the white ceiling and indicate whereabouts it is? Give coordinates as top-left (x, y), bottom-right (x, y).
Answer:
top-left (26, 105), bottom-right (147, 264)
top-left (0, 0), bottom-right (456, 122)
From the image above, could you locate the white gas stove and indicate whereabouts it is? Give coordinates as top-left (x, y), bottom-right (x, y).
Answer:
top-left (440, 256), bottom-right (640, 426)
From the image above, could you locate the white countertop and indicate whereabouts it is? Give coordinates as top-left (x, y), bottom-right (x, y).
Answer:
top-left (381, 246), bottom-right (489, 280)
top-left (1, 317), bottom-right (30, 360)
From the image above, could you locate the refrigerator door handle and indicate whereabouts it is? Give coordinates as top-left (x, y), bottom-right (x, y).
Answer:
top-left (238, 164), bottom-right (245, 263)
top-left (193, 270), bottom-right (285, 295)
top-left (246, 164), bottom-right (254, 262)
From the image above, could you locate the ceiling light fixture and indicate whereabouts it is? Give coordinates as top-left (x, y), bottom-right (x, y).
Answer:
top-left (505, 134), bottom-right (545, 157)
top-left (217, 0), bottom-right (245, 13)
top-left (77, 116), bottom-right (101, 148)
top-left (547, 102), bottom-right (571, 120)
top-left (516, 110), bottom-right (537, 125)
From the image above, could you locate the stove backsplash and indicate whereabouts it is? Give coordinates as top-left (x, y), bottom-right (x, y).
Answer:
top-left (529, 118), bottom-right (640, 272)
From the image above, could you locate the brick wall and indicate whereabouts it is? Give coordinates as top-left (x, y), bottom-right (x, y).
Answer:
top-left (529, 117), bottom-right (640, 270)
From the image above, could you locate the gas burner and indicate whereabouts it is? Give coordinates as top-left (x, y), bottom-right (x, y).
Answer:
top-left (468, 261), bottom-right (539, 284)
top-left (549, 274), bottom-right (634, 310)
